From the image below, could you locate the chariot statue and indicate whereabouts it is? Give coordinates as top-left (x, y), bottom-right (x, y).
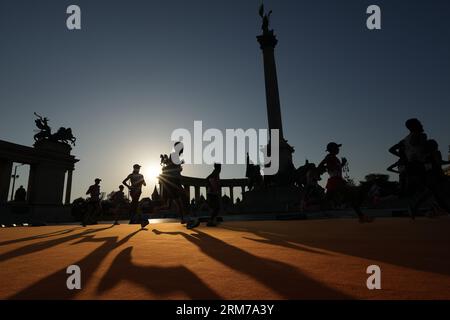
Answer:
top-left (33, 112), bottom-right (76, 146)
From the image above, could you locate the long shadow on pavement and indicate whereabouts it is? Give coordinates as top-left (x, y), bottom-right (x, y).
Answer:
top-left (97, 247), bottom-right (222, 299)
top-left (152, 228), bottom-right (350, 299)
top-left (0, 225), bottom-right (114, 263)
top-left (9, 228), bottom-right (142, 299)
top-left (0, 227), bottom-right (80, 247)
top-left (223, 220), bottom-right (450, 277)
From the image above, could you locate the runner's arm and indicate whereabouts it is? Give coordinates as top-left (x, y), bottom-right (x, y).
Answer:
top-left (387, 163), bottom-right (399, 173)
top-left (317, 157), bottom-right (328, 175)
top-left (122, 175), bottom-right (131, 189)
top-left (389, 142), bottom-right (401, 157)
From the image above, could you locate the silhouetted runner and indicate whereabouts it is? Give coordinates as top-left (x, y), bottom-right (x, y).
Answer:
top-left (159, 142), bottom-right (193, 226)
top-left (123, 164), bottom-right (148, 228)
top-left (111, 185), bottom-right (126, 225)
top-left (318, 142), bottom-right (373, 223)
top-left (387, 142), bottom-right (407, 198)
top-left (83, 178), bottom-right (102, 226)
top-left (301, 163), bottom-right (325, 211)
top-left (408, 139), bottom-right (450, 218)
top-left (388, 118), bottom-right (440, 219)
top-left (205, 163), bottom-right (222, 227)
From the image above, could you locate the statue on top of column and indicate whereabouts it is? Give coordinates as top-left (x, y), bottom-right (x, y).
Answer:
top-left (258, 3), bottom-right (273, 34)
top-left (33, 112), bottom-right (77, 146)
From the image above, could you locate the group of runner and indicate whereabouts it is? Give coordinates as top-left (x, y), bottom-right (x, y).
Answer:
top-left (312, 118), bottom-right (449, 221)
top-left (83, 143), bottom-right (222, 230)
top-left (83, 118), bottom-right (449, 227)
top-left (83, 164), bottom-right (149, 228)
top-left (388, 118), bottom-right (450, 218)
top-left (158, 142), bottom-right (222, 229)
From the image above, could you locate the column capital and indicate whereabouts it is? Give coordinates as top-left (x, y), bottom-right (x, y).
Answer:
top-left (257, 31), bottom-right (278, 50)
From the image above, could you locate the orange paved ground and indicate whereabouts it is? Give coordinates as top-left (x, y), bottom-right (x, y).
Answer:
top-left (0, 217), bottom-right (449, 300)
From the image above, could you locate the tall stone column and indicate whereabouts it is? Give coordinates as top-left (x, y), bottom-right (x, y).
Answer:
top-left (0, 159), bottom-right (12, 204)
top-left (257, 27), bottom-right (295, 181)
top-left (257, 31), bottom-right (284, 140)
top-left (229, 186), bottom-right (234, 204)
top-left (65, 169), bottom-right (73, 205)
top-left (184, 185), bottom-right (191, 202)
top-left (194, 186), bottom-right (200, 203)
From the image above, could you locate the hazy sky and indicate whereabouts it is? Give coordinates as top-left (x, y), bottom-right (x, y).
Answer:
top-left (1, 0), bottom-right (449, 200)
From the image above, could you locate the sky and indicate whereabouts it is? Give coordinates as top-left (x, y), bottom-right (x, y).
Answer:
top-left (1, 0), bottom-right (449, 201)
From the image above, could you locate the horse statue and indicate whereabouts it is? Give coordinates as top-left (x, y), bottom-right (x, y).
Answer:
top-left (50, 127), bottom-right (76, 146)
top-left (33, 112), bottom-right (76, 146)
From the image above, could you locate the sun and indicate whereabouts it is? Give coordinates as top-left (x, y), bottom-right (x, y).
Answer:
top-left (144, 164), bottom-right (161, 182)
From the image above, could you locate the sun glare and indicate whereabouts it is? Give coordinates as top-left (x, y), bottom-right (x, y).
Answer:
top-left (145, 164), bottom-right (161, 182)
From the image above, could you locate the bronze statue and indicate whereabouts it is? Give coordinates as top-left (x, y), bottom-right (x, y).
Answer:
top-left (245, 153), bottom-right (264, 191)
top-left (259, 3), bottom-right (272, 34)
top-left (50, 127), bottom-right (76, 145)
top-left (33, 112), bottom-right (51, 142)
top-left (33, 112), bottom-right (76, 146)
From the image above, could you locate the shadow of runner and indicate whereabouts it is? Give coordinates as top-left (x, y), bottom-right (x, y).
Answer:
top-left (152, 229), bottom-right (350, 299)
top-left (0, 225), bottom-right (114, 263)
top-left (241, 235), bottom-right (329, 255)
top-left (97, 247), bottom-right (221, 299)
top-left (223, 220), bottom-right (450, 277)
top-left (0, 228), bottom-right (80, 247)
top-left (9, 228), bottom-right (140, 299)
top-left (223, 226), bottom-right (330, 255)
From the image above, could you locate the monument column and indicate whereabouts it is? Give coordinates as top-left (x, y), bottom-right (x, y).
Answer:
top-left (184, 185), bottom-right (191, 202)
top-left (65, 169), bottom-right (73, 205)
top-left (257, 32), bottom-right (284, 140)
top-left (194, 186), bottom-right (200, 203)
top-left (0, 159), bottom-right (13, 204)
top-left (229, 186), bottom-right (234, 204)
top-left (257, 8), bottom-right (295, 180)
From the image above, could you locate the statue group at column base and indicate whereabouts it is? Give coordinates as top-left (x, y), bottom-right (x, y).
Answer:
top-left (238, 139), bottom-right (302, 213)
top-left (237, 185), bottom-right (302, 214)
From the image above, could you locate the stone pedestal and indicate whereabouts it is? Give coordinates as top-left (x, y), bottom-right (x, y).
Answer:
top-left (239, 185), bottom-right (301, 213)
top-left (29, 140), bottom-right (73, 206)
top-left (0, 139), bottom-right (78, 224)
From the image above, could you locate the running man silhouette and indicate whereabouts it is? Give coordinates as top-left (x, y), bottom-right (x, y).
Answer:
top-left (111, 185), bottom-right (126, 225)
top-left (205, 163), bottom-right (222, 227)
top-left (159, 142), bottom-right (192, 225)
top-left (84, 178), bottom-right (102, 226)
top-left (389, 118), bottom-right (432, 219)
top-left (408, 139), bottom-right (450, 218)
top-left (123, 164), bottom-right (148, 228)
top-left (318, 142), bottom-right (373, 223)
